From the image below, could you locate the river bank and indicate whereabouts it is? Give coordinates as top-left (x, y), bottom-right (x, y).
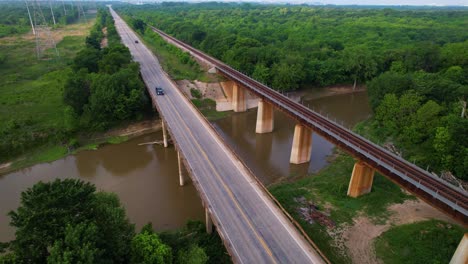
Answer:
top-left (0, 119), bottom-right (162, 176)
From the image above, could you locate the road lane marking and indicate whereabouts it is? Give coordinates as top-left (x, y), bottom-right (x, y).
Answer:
top-left (163, 90), bottom-right (278, 263)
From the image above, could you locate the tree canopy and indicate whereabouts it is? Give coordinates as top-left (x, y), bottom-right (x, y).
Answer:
top-left (6, 179), bottom-right (135, 263)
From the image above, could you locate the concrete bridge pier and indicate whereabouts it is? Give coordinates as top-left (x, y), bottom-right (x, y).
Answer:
top-left (232, 82), bottom-right (246, 112)
top-left (162, 120), bottom-right (168, 148)
top-left (290, 124), bottom-right (313, 164)
top-left (450, 233), bottom-right (468, 264)
top-left (256, 99), bottom-right (274, 134)
top-left (205, 208), bottom-right (213, 234)
top-left (177, 151), bottom-right (185, 186)
top-left (347, 161), bottom-right (375, 197)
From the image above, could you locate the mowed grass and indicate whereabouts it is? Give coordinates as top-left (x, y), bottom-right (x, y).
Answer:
top-left (0, 20), bottom-right (94, 165)
top-left (269, 152), bottom-right (413, 263)
top-left (192, 98), bottom-right (228, 121)
top-left (138, 28), bottom-right (215, 82)
top-left (375, 220), bottom-right (467, 264)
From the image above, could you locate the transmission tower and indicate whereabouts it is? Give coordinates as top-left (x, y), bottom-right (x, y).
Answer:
top-left (25, 0), bottom-right (59, 59)
top-left (48, 0), bottom-right (56, 26)
top-left (76, 0), bottom-right (87, 24)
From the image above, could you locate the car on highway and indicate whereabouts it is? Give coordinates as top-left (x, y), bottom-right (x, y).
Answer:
top-left (135, 40), bottom-right (139, 43)
top-left (155, 87), bottom-right (164, 95)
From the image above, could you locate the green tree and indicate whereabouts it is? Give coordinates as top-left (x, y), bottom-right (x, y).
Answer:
top-left (343, 46), bottom-right (378, 90)
top-left (433, 126), bottom-right (453, 170)
top-left (177, 245), bottom-right (209, 264)
top-left (131, 229), bottom-right (172, 264)
top-left (98, 45), bottom-right (132, 74)
top-left (271, 62), bottom-right (304, 91)
top-left (48, 223), bottom-right (100, 264)
top-left (8, 179), bottom-right (135, 263)
top-left (252, 63), bottom-right (270, 85)
top-left (132, 18), bottom-right (146, 34)
top-left (367, 71), bottom-right (412, 110)
top-left (63, 68), bottom-right (91, 115)
top-left (72, 47), bottom-right (101, 73)
top-left (375, 93), bottom-right (400, 135)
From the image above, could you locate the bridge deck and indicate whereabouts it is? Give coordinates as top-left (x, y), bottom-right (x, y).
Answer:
top-left (110, 8), bottom-right (327, 264)
top-left (150, 26), bottom-right (468, 224)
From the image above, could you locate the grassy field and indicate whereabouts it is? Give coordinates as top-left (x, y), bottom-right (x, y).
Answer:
top-left (131, 24), bottom-right (215, 82)
top-left (269, 152), bottom-right (413, 263)
top-left (375, 220), bottom-right (467, 264)
top-left (0, 20), bottom-right (95, 166)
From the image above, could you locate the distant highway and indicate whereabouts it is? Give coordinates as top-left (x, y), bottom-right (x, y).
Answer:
top-left (110, 7), bottom-right (328, 264)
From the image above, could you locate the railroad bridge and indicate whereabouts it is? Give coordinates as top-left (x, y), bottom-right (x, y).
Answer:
top-left (153, 26), bottom-right (468, 225)
top-left (111, 7), bottom-right (467, 263)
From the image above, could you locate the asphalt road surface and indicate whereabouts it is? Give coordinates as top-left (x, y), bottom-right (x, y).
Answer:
top-left (110, 7), bottom-right (327, 264)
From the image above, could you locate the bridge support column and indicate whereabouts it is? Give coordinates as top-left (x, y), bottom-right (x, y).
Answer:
top-left (290, 124), bottom-right (312, 164)
top-left (232, 82), bottom-right (246, 112)
top-left (256, 99), bottom-right (274, 134)
top-left (205, 208), bottom-right (213, 234)
top-left (162, 120), bottom-right (168, 148)
top-left (177, 151), bottom-right (185, 186)
top-left (450, 234), bottom-right (468, 264)
top-left (347, 161), bottom-right (375, 197)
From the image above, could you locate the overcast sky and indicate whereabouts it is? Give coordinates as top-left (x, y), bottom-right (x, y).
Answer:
top-left (320, 0), bottom-right (468, 5)
top-left (152, 0), bottom-right (468, 6)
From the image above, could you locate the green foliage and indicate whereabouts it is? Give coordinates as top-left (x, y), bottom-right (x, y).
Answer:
top-left (132, 26), bottom-right (206, 80)
top-left (48, 223), bottom-right (100, 264)
top-left (177, 245), bottom-right (209, 264)
top-left (191, 98), bottom-right (227, 120)
top-left (7, 179), bottom-right (135, 263)
top-left (64, 9), bottom-right (151, 131)
top-left (159, 221), bottom-right (231, 264)
top-left (190, 88), bottom-right (202, 99)
top-left (375, 220), bottom-right (467, 264)
top-left (131, 228), bottom-right (173, 264)
top-left (0, 21), bottom-right (91, 163)
top-left (115, 4), bottom-right (468, 90)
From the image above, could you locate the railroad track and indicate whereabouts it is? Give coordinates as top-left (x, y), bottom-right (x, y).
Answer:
top-left (151, 26), bottom-right (468, 223)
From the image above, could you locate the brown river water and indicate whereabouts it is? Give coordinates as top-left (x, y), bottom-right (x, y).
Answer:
top-left (0, 91), bottom-right (371, 242)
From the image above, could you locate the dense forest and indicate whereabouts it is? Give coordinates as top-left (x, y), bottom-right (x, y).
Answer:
top-left (63, 9), bottom-right (151, 130)
top-left (115, 3), bottom-right (467, 179)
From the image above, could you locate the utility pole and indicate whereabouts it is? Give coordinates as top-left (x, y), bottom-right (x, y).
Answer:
top-left (49, 0), bottom-right (56, 26)
top-left (62, 0), bottom-right (67, 16)
top-left (25, 1), bottom-right (36, 35)
top-left (26, 0), bottom-right (59, 59)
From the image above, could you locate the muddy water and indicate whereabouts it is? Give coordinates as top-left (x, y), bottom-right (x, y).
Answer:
top-left (0, 132), bottom-right (205, 242)
top-left (0, 90), bottom-right (371, 243)
top-left (212, 91), bottom-right (372, 185)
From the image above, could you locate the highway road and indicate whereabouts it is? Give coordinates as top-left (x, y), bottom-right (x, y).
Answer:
top-left (110, 7), bottom-right (327, 264)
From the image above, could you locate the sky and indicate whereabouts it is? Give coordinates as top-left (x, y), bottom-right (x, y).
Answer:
top-left (319, 0), bottom-right (468, 6)
top-left (140, 0), bottom-right (468, 6)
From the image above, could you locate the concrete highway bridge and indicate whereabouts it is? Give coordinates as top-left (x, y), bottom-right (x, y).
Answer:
top-left (110, 7), bottom-right (467, 263)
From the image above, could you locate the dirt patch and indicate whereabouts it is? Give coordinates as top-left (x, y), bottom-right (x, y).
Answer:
top-left (339, 199), bottom-right (460, 264)
top-left (87, 119), bottom-right (162, 142)
top-left (0, 162), bottom-right (12, 171)
top-left (299, 85), bottom-right (367, 101)
top-left (295, 197), bottom-right (336, 228)
top-left (101, 27), bottom-right (108, 48)
top-left (0, 20), bottom-right (94, 45)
